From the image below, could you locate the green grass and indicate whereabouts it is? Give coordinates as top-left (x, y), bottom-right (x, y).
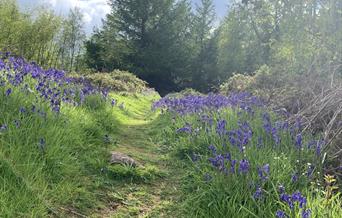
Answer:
top-left (0, 86), bottom-right (183, 217)
top-left (155, 107), bottom-right (342, 218)
top-left (2, 81), bottom-right (341, 218)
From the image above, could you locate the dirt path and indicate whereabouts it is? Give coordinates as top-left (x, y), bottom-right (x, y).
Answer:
top-left (97, 100), bottom-right (182, 218)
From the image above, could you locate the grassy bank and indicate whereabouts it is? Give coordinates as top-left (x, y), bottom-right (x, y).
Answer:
top-left (153, 93), bottom-right (342, 218)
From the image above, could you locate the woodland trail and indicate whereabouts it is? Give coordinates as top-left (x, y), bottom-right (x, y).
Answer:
top-left (97, 96), bottom-right (181, 218)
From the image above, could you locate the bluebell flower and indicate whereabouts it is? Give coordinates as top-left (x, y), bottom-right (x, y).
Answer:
top-left (316, 140), bottom-right (324, 156)
top-left (111, 99), bottom-right (116, 106)
top-left (295, 134), bottom-right (302, 149)
top-left (208, 154), bottom-right (225, 171)
top-left (306, 164), bottom-right (314, 178)
top-left (239, 159), bottom-right (250, 174)
top-left (257, 136), bottom-right (263, 148)
top-left (19, 107), bottom-right (26, 113)
top-left (223, 153), bottom-right (231, 161)
top-left (14, 120), bottom-right (20, 128)
top-left (291, 172), bottom-right (299, 183)
top-left (262, 112), bottom-right (272, 134)
top-left (280, 193), bottom-right (294, 209)
top-left (208, 144), bottom-right (217, 154)
top-left (5, 88), bottom-right (12, 96)
top-left (230, 159), bottom-right (237, 173)
top-left (253, 187), bottom-right (263, 200)
top-left (278, 184), bottom-right (285, 194)
top-left (272, 127), bottom-right (281, 145)
top-left (216, 119), bottom-right (227, 137)
top-left (301, 209), bottom-right (311, 218)
top-left (176, 124), bottom-right (192, 134)
top-left (276, 210), bottom-right (288, 218)
top-left (258, 164), bottom-right (270, 181)
top-left (0, 124), bottom-right (8, 131)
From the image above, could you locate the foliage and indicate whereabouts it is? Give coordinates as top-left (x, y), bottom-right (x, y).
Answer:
top-left (215, 0), bottom-right (342, 88)
top-left (154, 93), bottom-right (342, 217)
top-left (0, 0), bottom-right (85, 72)
top-left (219, 73), bottom-right (255, 93)
top-left (71, 70), bottom-right (149, 93)
top-left (84, 0), bottom-right (193, 94)
top-left (0, 52), bottom-right (165, 216)
top-left (0, 54), bottom-right (116, 216)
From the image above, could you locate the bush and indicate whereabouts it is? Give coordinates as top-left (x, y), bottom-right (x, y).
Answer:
top-left (72, 70), bottom-right (149, 93)
top-left (165, 88), bottom-right (204, 99)
top-left (219, 73), bottom-right (254, 94)
top-left (219, 64), bottom-right (342, 175)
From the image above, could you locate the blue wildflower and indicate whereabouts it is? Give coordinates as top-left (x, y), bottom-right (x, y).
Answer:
top-left (276, 210), bottom-right (288, 218)
top-left (306, 164), bottom-right (314, 178)
top-left (0, 124), bottom-right (8, 131)
top-left (291, 172), bottom-right (299, 183)
top-left (176, 124), bottom-right (192, 134)
top-left (208, 144), bottom-right (217, 154)
top-left (253, 187), bottom-right (263, 200)
top-left (301, 209), bottom-right (311, 218)
top-left (208, 154), bottom-right (225, 171)
top-left (216, 119), bottom-right (227, 137)
top-left (239, 159), bottom-right (250, 174)
top-left (230, 159), bottom-right (237, 173)
top-left (258, 164), bottom-right (270, 181)
top-left (272, 127), bottom-right (281, 145)
top-left (111, 99), bottom-right (116, 106)
top-left (316, 140), bottom-right (324, 156)
top-left (262, 112), bottom-right (272, 134)
top-left (278, 185), bottom-right (285, 194)
top-left (14, 120), bottom-right (20, 128)
top-left (19, 107), bottom-right (26, 113)
top-left (5, 88), bottom-right (12, 96)
top-left (257, 136), bottom-right (263, 148)
top-left (280, 193), bottom-right (294, 209)
top-left (295, 134), bottom-right (302, 149)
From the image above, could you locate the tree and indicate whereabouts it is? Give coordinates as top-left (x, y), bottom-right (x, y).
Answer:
top-left (191, 0), bottom-right (217, 91)
top-left (85, 0), bottom-right (194, 94)
top-left (59, 8), bottom-right (86, 72)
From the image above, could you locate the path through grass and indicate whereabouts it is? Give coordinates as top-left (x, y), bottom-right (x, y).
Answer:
top-left (97, 93), bottom-right (182, 218)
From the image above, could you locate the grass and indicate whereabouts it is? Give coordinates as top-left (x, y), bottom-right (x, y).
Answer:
top-left (1, 59), bottom-right (341, 217)
top-left (0, 82), bottom-right (184, 217)
top-left (154, 99), bottom-right (342, 218)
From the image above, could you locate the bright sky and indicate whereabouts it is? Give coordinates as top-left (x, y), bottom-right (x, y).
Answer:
top-left (18, 0), bottom-right (229, 34)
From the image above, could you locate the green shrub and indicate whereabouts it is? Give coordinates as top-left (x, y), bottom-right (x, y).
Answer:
top-left (166, 88), bottom-right (204, 98)
top-left (73, 70), bottom-right (149, 93)
top-left (219, 73), bottom-right (254, 94)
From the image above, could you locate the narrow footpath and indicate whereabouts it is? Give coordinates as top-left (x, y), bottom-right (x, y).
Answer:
top-left (96, 94), bottom-right (182, 218)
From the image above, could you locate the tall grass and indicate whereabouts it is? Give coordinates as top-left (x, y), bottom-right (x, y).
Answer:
top-left (0, 54), bottom-right (122, 216)
top-left (154, 94), bottom-right (341, 217)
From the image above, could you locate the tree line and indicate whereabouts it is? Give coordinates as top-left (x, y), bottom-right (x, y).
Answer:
top-left (1, 0), bottom-right (341, 94)
top-left (0, 0), bottom-right (85, 72)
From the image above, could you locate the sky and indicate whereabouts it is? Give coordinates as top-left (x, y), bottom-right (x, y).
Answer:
top-left (18, 0), bottom-right (230, 34)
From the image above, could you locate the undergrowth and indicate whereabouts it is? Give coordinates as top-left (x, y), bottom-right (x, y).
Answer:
top-left (154, 94), bottom-right (342, 218)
